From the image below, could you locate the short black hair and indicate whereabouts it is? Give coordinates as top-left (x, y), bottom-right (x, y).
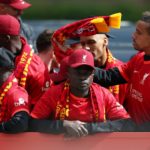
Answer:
top-left (36, 29), bottom-right (54, 53)
top-left (141, 11), bottom-right (150, 35)
top-left (141, 11), bottom-right (150, 23)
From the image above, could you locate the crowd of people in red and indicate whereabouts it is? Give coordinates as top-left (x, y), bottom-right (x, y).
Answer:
top-left (0, 0), bottom-right (150, 136)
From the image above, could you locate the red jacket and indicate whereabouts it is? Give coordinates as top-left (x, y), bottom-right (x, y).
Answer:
top-left (14, 37), bottom-right (52, 108)
top-left (31, 82), bottom-right (129, 122)
top-left (119, 52), bottom-right (150, 124)
top-left (0, 73), bottom-right (29, 123)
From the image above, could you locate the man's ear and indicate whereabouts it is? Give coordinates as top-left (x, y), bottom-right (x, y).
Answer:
top-left (104, 36), bottom-right (109, 47)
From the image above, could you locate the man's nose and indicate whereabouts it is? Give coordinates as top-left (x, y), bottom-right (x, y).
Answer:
top-left (78, 74), bottom-right (89, 81)
top-left (132, 32), bottom-right (136, 40)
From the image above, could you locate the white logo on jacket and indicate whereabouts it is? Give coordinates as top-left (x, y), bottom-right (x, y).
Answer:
top-left (130, 85), bottom-right (143, 102)
top-left (14, 98), bottom-right (25, 106)
top-left (140, 73), bottom-right (149, 85)
top-left (116, 102), bottom-right (124, 110)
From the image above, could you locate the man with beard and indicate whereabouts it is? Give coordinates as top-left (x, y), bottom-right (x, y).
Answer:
top-left (94, 11), bottom-right (150, 128)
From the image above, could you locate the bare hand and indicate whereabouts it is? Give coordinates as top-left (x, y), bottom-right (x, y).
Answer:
top-left (63, 120), bottom-right (88, 138)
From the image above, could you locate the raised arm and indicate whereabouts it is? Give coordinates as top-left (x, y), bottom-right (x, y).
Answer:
top-left (94, 67), bottom-right (127, 87)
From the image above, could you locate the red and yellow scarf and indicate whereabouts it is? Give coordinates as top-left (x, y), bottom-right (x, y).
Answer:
top-left (106, 49), bottom-right (119, 96)
top-left (52, 13), bottom-right (121, 63)
top-left (55, 81), bottom-right (106, 122)
top-left (14, 37), bottom-right (33, 88)
top-left (0, 73), bottom-right (18, 121)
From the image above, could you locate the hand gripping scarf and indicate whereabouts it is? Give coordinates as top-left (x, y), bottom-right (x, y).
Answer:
top-left (52, 13), bottom-right (122, 63)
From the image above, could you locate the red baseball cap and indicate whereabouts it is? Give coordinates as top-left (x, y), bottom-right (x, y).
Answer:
top-left (68, 49), bottom-right (94, 69)
top-left (0, 0), bottom-right (31, 10)
top-left (0, 14), bottom-right (20, 35)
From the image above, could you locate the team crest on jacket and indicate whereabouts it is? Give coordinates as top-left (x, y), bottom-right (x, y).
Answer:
top-left (42, 81), bottom-right (50, 91)
top-left (14, 98), bottom-right (25, 106)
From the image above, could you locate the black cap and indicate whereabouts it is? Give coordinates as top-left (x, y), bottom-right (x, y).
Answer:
top-left (64, 33), bottom-right (114, 46)
top-left (98, 32), bottom-right (115, 38)
top-left (64, 37), bottom-right (80, 45)
top-left (106, 33), bottom-right (115, 38)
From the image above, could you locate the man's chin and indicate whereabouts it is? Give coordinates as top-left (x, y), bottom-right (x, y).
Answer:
top-left (132, 45), bottom-right (141, 52)
top-left (134, 47), bottom-right (143, 52)
top-left (78, 86), bottom-right (89, 91)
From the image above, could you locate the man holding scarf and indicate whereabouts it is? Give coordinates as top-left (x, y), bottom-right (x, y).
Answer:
top-left (51, 13), bottom-right (127, 105)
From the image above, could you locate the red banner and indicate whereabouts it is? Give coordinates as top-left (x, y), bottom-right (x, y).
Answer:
top-left (0, 132), bottom-right (150, 150)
